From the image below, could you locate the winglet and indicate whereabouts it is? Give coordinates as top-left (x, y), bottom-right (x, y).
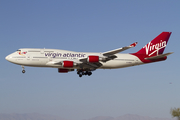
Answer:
top-left (130, 42), bottom-right (138, 47)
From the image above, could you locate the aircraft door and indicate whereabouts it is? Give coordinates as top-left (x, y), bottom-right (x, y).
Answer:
top-left (135, 58), bottom-right (140, 65)
top-left (49, 57), bottom-right (52, 61)
top-left (27, 55), bottom-right (31, 60)
top-left (40, 49), bottom-right (44, 54)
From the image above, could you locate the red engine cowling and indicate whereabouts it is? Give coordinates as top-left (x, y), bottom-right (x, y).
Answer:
top-left (88, 56), bottom-right (99, 63)
top-left (58, 68), bottom-right (69, 73)
top-left (63, 61), bottom-right (74, 67)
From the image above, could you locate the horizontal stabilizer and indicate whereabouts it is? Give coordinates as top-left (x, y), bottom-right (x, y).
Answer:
top-left (145, 52), bottom-right (173, 60)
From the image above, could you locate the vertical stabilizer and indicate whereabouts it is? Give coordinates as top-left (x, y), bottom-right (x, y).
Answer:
top-left (136, 32), bottom-right (171, 57)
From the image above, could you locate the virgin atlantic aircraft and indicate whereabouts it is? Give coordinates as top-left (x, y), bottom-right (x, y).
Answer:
top-left (5, 32), bottom-right (173, 77)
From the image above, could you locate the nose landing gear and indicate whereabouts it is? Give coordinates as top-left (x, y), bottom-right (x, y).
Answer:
top-left (21, 65), bottom-right (25, 73)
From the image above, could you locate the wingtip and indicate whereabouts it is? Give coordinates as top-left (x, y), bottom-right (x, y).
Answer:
top-left (168, 52), bottom-right (174, 55)
top-left (130, 42), bottom-right (138, 47)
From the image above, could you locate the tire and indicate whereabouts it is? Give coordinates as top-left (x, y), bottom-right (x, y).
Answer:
top-left (22, 70), bottom-right (25, 73)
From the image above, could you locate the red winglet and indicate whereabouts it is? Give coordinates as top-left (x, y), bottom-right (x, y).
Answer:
top-left (130, 42), bottom-right (138, 47)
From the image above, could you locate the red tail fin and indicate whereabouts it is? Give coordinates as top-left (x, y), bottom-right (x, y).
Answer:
top-left (136, 32), bottom-right (171, 57)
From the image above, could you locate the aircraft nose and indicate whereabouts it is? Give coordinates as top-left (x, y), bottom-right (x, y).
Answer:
top-left (5, 55), bottom-right (11, 61)
top-left (5, 55), bottom-right (9, 60)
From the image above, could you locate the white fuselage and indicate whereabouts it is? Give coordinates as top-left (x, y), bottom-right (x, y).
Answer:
top-left (5, 32), bottom-right (172, 77)
top-left (5, 48), bottom-right (143, 69)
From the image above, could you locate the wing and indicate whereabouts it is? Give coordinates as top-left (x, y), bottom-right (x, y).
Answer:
top-left (46, 59), bottom-right (101, 71)
top-left (78, 42), bottom-right (138, 69)
top-left (79, 57), bottom-right (103, 70)
top-left (103, 42), bottom-right (137, 56)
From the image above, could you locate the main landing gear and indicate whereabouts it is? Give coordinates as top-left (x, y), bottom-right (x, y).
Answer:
top-left (77, 70), bottom-right (92, 77)
top-left (21, 65), bottom-right (25, 73)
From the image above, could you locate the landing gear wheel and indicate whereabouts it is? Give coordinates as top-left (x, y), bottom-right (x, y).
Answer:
top-left (88, 71), bottom-right (92, 76)
top-left (77, 69), bottom-right (92, 77)
top-left (84, 71), bottom-right (88, 75)
top-left (79, 74), bottom-right (82, 77)
top-left (22, 70), bottom-right (25, 73)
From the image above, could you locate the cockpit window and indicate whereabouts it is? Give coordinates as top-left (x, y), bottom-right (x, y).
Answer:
top-left (17, 50), bottom-right (21, 51)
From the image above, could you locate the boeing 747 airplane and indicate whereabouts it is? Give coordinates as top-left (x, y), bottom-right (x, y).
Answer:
top-left (6, 32), bottom-right (173, 77)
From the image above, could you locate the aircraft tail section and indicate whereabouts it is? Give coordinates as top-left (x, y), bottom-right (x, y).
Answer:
top-left (136, 32), bottom-right (171, 56)
top-left (132, 32), bottom-right (172, 63)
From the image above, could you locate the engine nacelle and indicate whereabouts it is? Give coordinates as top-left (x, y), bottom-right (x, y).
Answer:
top-left (87, 56), bottom-right (99, 63)
top-left (63, 61), bottom-right (74, 67)
top-left (58, 68), bottom-right (74, 73)
top-left (58, 69), bottom-right (69, 73)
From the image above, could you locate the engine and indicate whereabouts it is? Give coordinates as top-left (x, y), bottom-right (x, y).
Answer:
top-left (62, 61), bottom-right (74, 67)
top-left (58, 69), bottom-right (69, 73)
top-left (58, 68), bottom-right (74, 73)
top-left (87, 56), bottom-right (99, 63)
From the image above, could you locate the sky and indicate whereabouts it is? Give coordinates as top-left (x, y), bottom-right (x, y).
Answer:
top-left (0, 0), bottom-right (180, 120)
